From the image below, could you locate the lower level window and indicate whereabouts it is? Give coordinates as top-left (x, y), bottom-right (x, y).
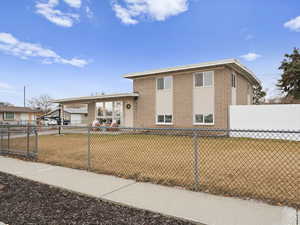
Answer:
top-left (157, 114), bottom-right (173, 124)
top-left (4, 112), bottom-right (15, 120)
top-left (195, 113), bottom-right (214, 124)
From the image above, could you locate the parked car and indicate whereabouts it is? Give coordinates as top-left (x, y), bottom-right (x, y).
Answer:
top-left (43, 118), bottom-right (58, 126)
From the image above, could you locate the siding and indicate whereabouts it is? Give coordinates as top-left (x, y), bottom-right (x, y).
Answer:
top-left (236, 72), bottom-right (251, 105)
top-left (133, 67), bottom-right (232, 129)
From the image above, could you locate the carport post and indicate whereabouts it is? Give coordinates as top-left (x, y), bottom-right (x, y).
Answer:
top-left (87, 126), bottom-right (91, 171)
top-left (193, 131), bottom-right (200, 190)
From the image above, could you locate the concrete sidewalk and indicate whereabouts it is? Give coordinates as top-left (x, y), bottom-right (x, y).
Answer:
top-left (0, 156), bottom-right (297, 225)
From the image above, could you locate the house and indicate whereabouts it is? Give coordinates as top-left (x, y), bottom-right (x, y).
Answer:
top-left (42, 108), bottom-right (88, 125)
top-left (0, 106), bottom-right (41, 125)
top-left (54, 59), bottom-right (261, 129)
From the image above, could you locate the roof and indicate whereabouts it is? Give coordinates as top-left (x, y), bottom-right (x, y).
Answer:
top-left (123, 58), bottom-right (261, 85)
top-left (0, 106), bottom-right (41, 113)
top-left (53, 93), bottom-right (139, 104)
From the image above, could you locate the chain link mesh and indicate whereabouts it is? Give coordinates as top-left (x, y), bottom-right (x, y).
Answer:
top-left (0, 125), bottom-right (38, 158)
top-left (1, 125), bottom-right (299, 208)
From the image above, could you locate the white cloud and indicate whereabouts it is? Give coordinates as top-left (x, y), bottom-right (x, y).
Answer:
top-left (0, 82), bottom-right (12, 90)
top-left (284, 16), bottom-right (300, 32)
top-left (113, 4), bottom-right (138, 24)
top-left (85, 6), bottom-right (94, 19)
top-left (245, 34), bottom-right (254, 41)
top-left (112, 0), bottom-right (188, 24)
top-left (35, 0), bottom-right (80, 27)
top-left (240, 52), bottom-right (262, 61)
top-left (0, 33), bottom-right (88, 67)
top-left (64, 0), bottom-right (82, 8)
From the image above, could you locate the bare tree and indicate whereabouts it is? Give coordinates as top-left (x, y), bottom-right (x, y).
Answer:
top-left (28, 94), bottom-right (54, 112)
top-left (0, 101), bottom-right (13, 106)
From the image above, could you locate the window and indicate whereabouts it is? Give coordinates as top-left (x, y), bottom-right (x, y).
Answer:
top-left (194, 73), bottom-right (203, 87)
top-left (157, 114), bottom-right (173, 124)
top-left (157, 76), bottom-right (172, 90)
top-left (4, 112), bottom-right (15, 120)
top-left (157, 78), bottom-right (164, 90)
top-left (195, 114), bottom-right (204, 123)
top-left (96, 101), bottom-right (123, 125)
top-left (204, 114), bottom-right (214, 123)
top-left (231, 73), bottom-right (236, 88)
top-left (194, 71), bottom-right (213, 87)
top-left (194, 113), bottom-right (214, 125)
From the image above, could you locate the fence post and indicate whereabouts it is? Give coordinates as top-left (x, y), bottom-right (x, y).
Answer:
top-left (7, 126), bottom-right (10, 151)
top-left (193, 130), bottom-right (200, 190)
top-left (34, 127), bottom-right (38, 157)
top-left (87, 126), bottom-right (91, 171)
top-left (0, 127), bottom-right (3, 154)
top-left (26, 124), bottom-right (30, 157)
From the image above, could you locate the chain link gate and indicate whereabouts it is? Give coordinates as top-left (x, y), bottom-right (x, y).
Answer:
top-left (0, 125), bottom-right (38, 158)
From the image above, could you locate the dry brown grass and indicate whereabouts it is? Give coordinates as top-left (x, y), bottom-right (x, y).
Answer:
top-left (8, 133), bottom-right (300, 208)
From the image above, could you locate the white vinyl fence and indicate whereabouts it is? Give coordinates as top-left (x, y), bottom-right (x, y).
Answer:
top-left (230, 104), bottom-right (300, 141)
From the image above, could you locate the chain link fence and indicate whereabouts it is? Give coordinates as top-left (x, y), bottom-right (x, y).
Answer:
top-left (0, 125), bottom-right (299, 208)
top-left (0, 125), bottom-right (38, 158)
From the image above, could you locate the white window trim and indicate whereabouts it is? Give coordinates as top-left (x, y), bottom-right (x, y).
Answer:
top-left (193, 113), bottom-right (215, 126)
top-left (156, 76), bottom-right (173, 90)
top-left (155, 114), bottom-right (173, 125)
top-left (193, 71), bottom-right (214, 88)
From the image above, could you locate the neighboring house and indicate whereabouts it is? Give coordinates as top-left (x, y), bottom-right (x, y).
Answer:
top-left (54, 59), bottom-right (261, 129)
top-left (0, 106), bottom-right (41, 125)
top-left (42, 108), bottom-right (88, 125)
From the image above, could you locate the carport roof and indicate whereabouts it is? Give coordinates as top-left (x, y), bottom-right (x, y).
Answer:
top-left (53, 93), bottom-right (139, 104)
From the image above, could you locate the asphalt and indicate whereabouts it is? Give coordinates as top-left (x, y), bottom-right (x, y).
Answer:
top-left (0, 156), bottom-right (297, 225)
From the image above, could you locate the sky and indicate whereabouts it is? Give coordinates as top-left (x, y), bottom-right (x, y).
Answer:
top-left (0, 0), bottom-right (299, 106)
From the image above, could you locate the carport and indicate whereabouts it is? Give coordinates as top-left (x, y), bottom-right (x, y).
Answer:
top-left (53, 93), bottom-right (139, 127)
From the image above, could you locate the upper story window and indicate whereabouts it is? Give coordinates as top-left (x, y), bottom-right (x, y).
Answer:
top-left (157, 76), bottom-right (172, 90)
top-left (4, 112), bottom-right (15, 120)
top-left (231, 73), bottom-right (236, 88)
top-left (194, 71), bottom-right (214, 88)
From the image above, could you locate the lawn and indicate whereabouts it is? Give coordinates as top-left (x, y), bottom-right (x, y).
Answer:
top-left (6, 132), bottom-right (300, 208)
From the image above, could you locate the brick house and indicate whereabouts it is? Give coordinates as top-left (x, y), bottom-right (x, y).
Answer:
top-left (54, 59), bottom-right (261, 129)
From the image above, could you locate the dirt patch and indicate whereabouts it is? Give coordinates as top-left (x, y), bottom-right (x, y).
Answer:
top-left (0, 172), bottom-right (196, 225)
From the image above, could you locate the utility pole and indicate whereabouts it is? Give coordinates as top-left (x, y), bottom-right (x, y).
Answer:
top-left (23, 86), bottom-right (26, 107)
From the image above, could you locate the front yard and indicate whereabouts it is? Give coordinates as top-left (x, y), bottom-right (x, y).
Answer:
top-left (5, 132), bottom-right (300, 208)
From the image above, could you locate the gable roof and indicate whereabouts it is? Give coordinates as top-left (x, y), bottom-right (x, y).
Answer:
top-left (123, 58), bottom-right (261, 86)
top-left (0, 106), bottom-right (41, 113)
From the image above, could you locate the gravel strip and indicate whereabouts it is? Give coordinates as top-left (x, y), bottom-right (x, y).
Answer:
top-left (0, 172), bottom-right (197, 225)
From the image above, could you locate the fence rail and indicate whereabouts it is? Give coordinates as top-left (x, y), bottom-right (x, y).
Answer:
top-left (0, 124), bottom-right (299, 209)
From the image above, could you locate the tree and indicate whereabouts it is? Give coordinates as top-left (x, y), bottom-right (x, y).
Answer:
top-left (253, 85), bottom-right (266, 104)
top-left (28, 94), bottom-right (53, 112)
top-left (0, 101), bottom-right (13, 106)
top-left (277, 48), bottom-right (300, 99)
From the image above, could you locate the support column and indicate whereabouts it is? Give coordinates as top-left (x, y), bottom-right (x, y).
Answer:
top-left (87, 102), bottom-right (96, 125)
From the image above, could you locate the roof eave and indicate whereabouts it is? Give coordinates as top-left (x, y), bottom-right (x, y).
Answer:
top-left (53, 93), bottom-right (139, 104)
top-left (122, 59), bottom-right (261, 86)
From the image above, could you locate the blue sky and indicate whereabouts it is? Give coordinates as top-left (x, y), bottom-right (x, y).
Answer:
top-left (0, 0), bottom-right (299, 106)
